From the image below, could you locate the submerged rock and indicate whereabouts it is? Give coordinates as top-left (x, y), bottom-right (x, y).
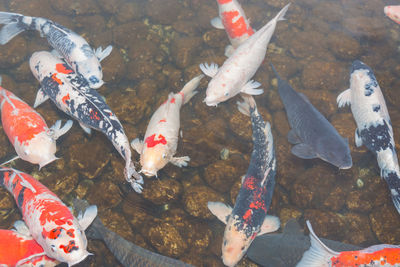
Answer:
top-left (183, 185), bottom-right (225, 219)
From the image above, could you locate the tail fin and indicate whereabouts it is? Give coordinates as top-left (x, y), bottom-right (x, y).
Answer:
top-left (381, 170), bottom-right (400, 214)
top-left (179, 74), bottom-right (204, 104)
top-left (236, 94), bottom-right (257, 116)
top-left (274, 3), bottom-right (290, 22)
top-left (0, 12), bottom-right (27, 45)
top-left (296, 221), bottom-right (339, 267)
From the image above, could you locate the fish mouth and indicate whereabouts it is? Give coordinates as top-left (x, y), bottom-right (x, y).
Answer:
top-left (203, 97), bottom-right (218, 107)
top-left (339, 163), bottom-right (352, 170)
top-left (350, 60), bottom-right (368, 73)
top-left (140, 169), bottom-right (157, 177)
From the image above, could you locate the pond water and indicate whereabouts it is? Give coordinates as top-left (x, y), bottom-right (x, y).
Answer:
top-left (0, 0), bottom-right (399, 266)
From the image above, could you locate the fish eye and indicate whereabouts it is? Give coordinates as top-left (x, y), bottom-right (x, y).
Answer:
top-left (162, 154), bottom-right (166, 159)
top-left (98, 66), bottom-right (101, 71)
top-left (51, 245), bottom-right (56, 252)
top-left (224, 92), bottom-right (229, 96)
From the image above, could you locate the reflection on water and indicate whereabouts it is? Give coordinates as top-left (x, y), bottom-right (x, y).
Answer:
top-left (0, 0), bottom-right (399, 266)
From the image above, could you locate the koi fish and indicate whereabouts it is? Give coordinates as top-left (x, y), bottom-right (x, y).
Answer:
top-left (247, 219), bottom-right (362, 267)
top-left (0, 225), bottom-right (58, 267)
top-left (271, 64), bottom-right (352, 169)
top-left (73, 198), bottom-right (195, 267)
top-left (210, 0), bottom-right (254, 56)
top-left (337, 60), bottom-right (400, 213)
top-left (208, 95), bottom-right (279, 267)
top-left (0, 85), bottom-right (72, 169)
top-left (199, 4), bottom-right (289, 106)
top-left (131, 74), bottom-right (203, 177)
top-left (0, 167), bottom-right (97, 266)
top-left (29, 51), bottom-right (143, 193)
top-left (297, 220), bottom-right (400, 267)
top-left (0, 11), bottom-right (112, 89)
top-left (384, 6), bottom-right (400, 25)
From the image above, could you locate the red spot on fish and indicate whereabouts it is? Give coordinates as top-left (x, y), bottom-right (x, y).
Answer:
top-left (43, 227), bottom-right (64, 240)
top-left (145, 134), bottom-right (167, 148)
top-left (56, 63), bottom-right (74, 74)
top-left (222, 11), bottom-right (254, 39)
top-left (243, 176), bottom-right (257, 190)
top-left (178, 91), bottom-right (185, 101)
top-left (251, 232), bottom-right (257, 240)
top-left (330, 248), bottom-right (400, 266)
top-left (59, 240), bottom-right (79, 254)
top-left (217, 0), bottom-right (232, 4)
top-left (62, 93), bottom-right (70, 104)
top-left (66, 229), bottom-right (75, 238)
top-left (51, 73), bottom-right (63, 85)
top-left (90, 110), bottom-right (100, 120)
top-left (67, 221), bottom-right (72, 225)
top-left (170, 98), bottom-right (176, 104)
top-left (159, 119), bottom-right (166, 123)
top-left (242, 209), bottom-right (252, 223)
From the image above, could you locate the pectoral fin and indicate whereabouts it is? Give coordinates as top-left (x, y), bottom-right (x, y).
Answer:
top-left (13, 220), bottom-right (31, 236)
top-left (79, 122), bottom-right (92, 135)
top-left (170, 156), bottom-right (190, 167)
top-left (199, 62), bottom-right (219, 78)
top-left (51, 120), bottom-right (73, 140)
top-left (291, 143), bottom-right (317, 159)
top-left (337, 89), bottom-right (351, 108)
top-left (355, 128), bottom-right (363, 147)
top-left (95, 45), bottom-right (113, 62)
top-left (207, 201), bottom-right (232, 224)
top-left (241, 80), bottom-right (263, 95)
top-left (78, 205), bottom-right (97, 230)
top-left (258, 215), bottom-right (280, 235)
top-left (287, 129), bottom-right (301, 144)
top-left (210, 17), bottom-right (224, 29)
top-left (33, 88), bottom-right (49, 108)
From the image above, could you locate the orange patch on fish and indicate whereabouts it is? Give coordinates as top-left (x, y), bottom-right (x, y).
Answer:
top-left (170, 98), bottom-right (176, 104)
top-left (59, 240), bottom-right (79, 254)
top-left (242, 209), bottom-right (252, 222)
top-left (222, 11), bottom-right (254, 39)
top-left (159, 119), bottom-right (167, 123)
top-left (145, 133), bottom-right (167, 148)
top-left (218, 0), bottom-right (233, 4)
top-left (56, 63), bottom-right (74, 74)
top-left (330, 248), bottom-right (400, 266)
top-left (62, 93), bottom-right (70, 104)
top-left (51, 73), bottom-right (63, 85)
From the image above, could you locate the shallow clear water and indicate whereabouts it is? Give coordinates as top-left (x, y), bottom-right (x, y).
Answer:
top-left (0, 0), bottom-right (399, 266)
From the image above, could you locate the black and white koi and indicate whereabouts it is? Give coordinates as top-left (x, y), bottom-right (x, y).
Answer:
top-left (337, 60), bottom-right (400, 214)
top-left (208, 95), bottom-right (279, 267)
top-left (0, 11), bottom-right (112, 89)
top-left (29, 51), bottom-right (143, 193)
top-left (131, 75), bottom-right (203, 177)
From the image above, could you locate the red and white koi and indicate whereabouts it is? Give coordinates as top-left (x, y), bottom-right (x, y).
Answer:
top-left (200, 4), bottom-right (289, 106)
top-left (208, 95), bottom-right (279, 267)
top-left (0, 85), bottom-right (72, 169)
top-left (131, 75), bottom-right (203, 177)
top-left (0, 167), bottom-right (97, 266)
top-left (211, 0), bottom-right (254, 55)
top-left (384, 6), bottom-right (400, 25)
top-left (0, 12), bottom-right (112, 89)
top-left (297, 220), bottom-right (400, 267)
top-left (29, 51), bottom-right (143, 193)
top-left (0, 225), bottom-right (58, 267)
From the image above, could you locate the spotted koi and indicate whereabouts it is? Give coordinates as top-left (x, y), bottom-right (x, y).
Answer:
top-left (0, 228), bottom-right (58, 266)
top-left (29, 51), bottom-right (143, 193)
top-left (0, 167), bottom-right (97, 266)
top-left (207, 95), bottom-right (279, 267)
top-left (0, 85), bottom-right (72, 169)
top-left (211, 0), bottom-right (254, 49)
top-left (385, 6), bottom-right (400, 25)
top-left (297, 220), bottom-right (400, 267)
top-left (131, 74), bottom-right (203, 177)
top-left (0, 11), bottom-right (112, 89)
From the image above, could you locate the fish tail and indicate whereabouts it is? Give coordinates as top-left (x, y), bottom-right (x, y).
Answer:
top-left (382, 169), bottom-right (400, 214)
top-left (180, 74), bottom-right (204, 105)
top-left (274, 3), bottom-right (290, 22)
top-left (236, 94), bottom-right (257, 116)
top-left (297, 221), bottom-right (339, 267)
top-left (0, 12), bottom-right (32, 45)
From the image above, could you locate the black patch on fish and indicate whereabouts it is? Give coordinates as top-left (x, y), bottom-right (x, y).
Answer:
top-left (360, 120), bottom-right (394, 153)
top-left (45, 22), bottom-right (76, 56)
top-left (372, 104), bottom-right (380, 112)
top-left (81, 44), bottom-right (94, 58)
top-left (364, 73), bottom-right (378, 96)
top-left (17, 187), bottom-right (26, 208)
top-left (383, 171), bottom-right (400, 191)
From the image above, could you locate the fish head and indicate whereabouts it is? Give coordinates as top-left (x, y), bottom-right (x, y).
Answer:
top-left (140, 145), bottom-right (169, 177)
top-left (204, 80), bottom-right (233, 106)
top-left (350, 60), bottom-right (379, 98)
top-left (76, 58), bottom-right (104, 89)
top-left (43, 220), bottom-right (91, 266)
top-left (221, 216), bottom-right (254, 267)
top-left (14, 131), bottom-right (58, 168)
top-left (317, 138), bottom-right (352, 169)
top-left (30, 51), bottom-right (62, 82)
